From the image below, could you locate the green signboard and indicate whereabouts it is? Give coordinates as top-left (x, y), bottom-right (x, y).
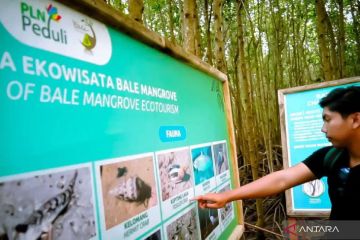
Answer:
top-left (0, 0), bottom-right (239, 239)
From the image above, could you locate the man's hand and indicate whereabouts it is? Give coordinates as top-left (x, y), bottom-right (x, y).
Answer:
top-left (192, 163), bottom-right (316, 209)
top-left (192, 192), bottom-right (228, 209)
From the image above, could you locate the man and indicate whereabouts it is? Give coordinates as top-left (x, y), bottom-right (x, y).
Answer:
top-left (194, 86), bottom-right (360, 220)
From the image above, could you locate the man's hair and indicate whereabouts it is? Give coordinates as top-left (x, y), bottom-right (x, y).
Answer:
top-left (319, 85), bottom-right (360, 117)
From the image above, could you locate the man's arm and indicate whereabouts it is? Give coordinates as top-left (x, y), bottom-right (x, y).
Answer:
top-left (194, 163), bottom-right (316, 209)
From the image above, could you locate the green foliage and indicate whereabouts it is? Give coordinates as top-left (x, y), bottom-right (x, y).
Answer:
top-left (103, 0), bottom-right (359, 83)
top-left (108, 0), bottom-right (127, 13)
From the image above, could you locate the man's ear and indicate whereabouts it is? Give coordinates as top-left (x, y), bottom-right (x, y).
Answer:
top-left (352, 112), bottom-right (360, 129)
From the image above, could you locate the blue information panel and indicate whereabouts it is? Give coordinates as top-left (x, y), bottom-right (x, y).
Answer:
top-left (280, 80), bottom-right (360, 216)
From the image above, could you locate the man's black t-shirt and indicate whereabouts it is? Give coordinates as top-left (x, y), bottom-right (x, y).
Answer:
top-left (303, 146), bottom-right (360, 220)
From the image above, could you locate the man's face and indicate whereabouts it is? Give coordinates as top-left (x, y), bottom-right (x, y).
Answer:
top-left (321, 107), bottom-right (354, 148)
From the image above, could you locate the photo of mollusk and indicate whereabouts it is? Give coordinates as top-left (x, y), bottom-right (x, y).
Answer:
top-left (166, 208), bottom-right (199, 240)
top-left (198, 206), bottom-right (219, 239)
top-left (191, 145), bottom-right (215, 185)
top-left (212, 142), bottom-right (229, 175)
top-left (157, 149), bottom-right (194, 201)
top-left (0, 167), bottom-right (97, 240)
top-left (99, 155), bottom-right (158, 229)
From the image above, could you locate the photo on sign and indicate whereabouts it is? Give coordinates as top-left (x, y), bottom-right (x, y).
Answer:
top-left (218, 184), bottom-right (233, 222)
top-left (157, 148), bottom-right (194, 201)
top-left (166, 207), bottom-right (199, 240)
top-left (144, 229), bottom-right (162, 240)
top-left (198, 205), bottom-right (219, 239)
top-left (212, 142), bottom-right (229, 175)
top-left (99, 155), bottom-right (158, 229)
top-left (0, 166), bottom-right (97, 240)
top-left (191, 145), bottom-right (215, 185)
top-left (302, 180), bottom-right (325, 197)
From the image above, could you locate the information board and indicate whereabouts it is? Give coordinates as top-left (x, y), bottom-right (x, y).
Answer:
top-left (278, 78), bottom-right (360, 217)
top-left (0, 0), bottom-right (243, 239)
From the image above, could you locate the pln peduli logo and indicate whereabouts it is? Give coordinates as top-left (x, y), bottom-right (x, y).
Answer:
top-left (0, 0), bottom-right (111, 65)
top-left (21, 2), bottom-right (67, 44)
top-left (21, 2), bottom-right (97, 51)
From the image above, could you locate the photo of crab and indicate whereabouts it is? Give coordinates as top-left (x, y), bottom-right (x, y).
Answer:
top-left (99, 155), bottom-right (158, 229)
top-left (213, 142), bottom-right (229, 175)
top-left (198, 205), bottom-right (219, 239)
top-left (144, 229), bottom-right (162, 240)
top-left (157, 148), bottom-right (194, 201)
top-left (219, 185), bottom-right (233, 223)
top-left (191, 145), bottom-right (215, 185)
top-left (166, 208), bottom-right (199, 240)
top-left (0, 166), bottom-right (97, 240)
